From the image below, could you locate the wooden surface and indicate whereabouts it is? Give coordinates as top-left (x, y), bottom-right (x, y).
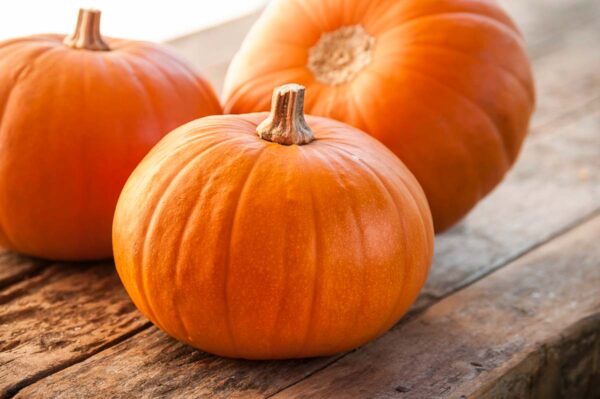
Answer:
top-left (1, 0), bottom-right (600, 397)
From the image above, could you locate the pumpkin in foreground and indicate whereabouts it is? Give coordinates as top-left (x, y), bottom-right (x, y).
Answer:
top-left (0, 9), bottom-right (221, 260)
top-left (223, 0), bottom-right (536, 232)
top-left (113, 84), bottom-right (434, 359)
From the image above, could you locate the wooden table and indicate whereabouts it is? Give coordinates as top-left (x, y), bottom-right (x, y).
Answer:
top-left (1, 0), bottom-right (599, 397)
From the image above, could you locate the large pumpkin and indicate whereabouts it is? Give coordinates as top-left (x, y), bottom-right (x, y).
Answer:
top-left (223, 0), bottom-right (535, 232)
top-left (113, 84), bottom-right (433, 359)
top-left (0, 9), bottom-right (222, 260)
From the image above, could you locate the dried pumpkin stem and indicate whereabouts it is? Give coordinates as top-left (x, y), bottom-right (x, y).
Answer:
top-left (256, 84), bottom-right (315, 145)
top-left (63, 9), bottom-right (110, 51)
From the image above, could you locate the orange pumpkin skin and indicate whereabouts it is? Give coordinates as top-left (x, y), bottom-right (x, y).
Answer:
top-left (223, 0), bottom-right (536, 232)
top-left (0, 16), bottom-right (221, 260)
top-left (113, 106), bottom-right (433, 359)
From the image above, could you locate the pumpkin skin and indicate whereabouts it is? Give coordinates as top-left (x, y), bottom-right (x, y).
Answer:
top-left (113, 85), bottom-right (433, 359)
top-left (0, 10), bottom-right (222, 260)
top-left (223, 0), bottom-right (536, 232)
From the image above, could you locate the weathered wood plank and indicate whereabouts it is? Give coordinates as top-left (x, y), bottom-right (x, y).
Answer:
top-left (14, 327), bottom-right (334, 399)
top-left (268, 215), bottom-right (600, 399)
top-left (426, 107), bottom-right (600, 299)
top-left (528, 20), bottom-right (600, 133)
top-left (0, 250), bottom-right (49, 290)
top-left (473, 315), bottom-right (600, 399)
top-left (501, 0), bottom-right (600, 58)
top-left (0, 263), bottom-right (148, 397)
top-left (11, 99), bottom-right (600, 399)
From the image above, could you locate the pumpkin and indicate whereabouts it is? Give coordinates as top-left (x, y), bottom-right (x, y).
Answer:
top-left (223, 0), bottom-right (535, 232)
top-left (0, 9), bottom-right (222, 260)
top-left (113, 84), bottom-right (433, 359)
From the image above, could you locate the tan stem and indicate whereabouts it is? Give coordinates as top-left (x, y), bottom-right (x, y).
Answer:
top-left (256, 84), bottom-right (315, 146)
top-left (63, 9), bottom-right (110, 51)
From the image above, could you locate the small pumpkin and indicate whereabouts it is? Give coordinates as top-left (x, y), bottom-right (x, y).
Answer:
top-left (0, 9), bottom-right (222, 260)
top-left (223, 0), bottom-right (535, 232)
top-left (113, 84), bottom-right (433, 359)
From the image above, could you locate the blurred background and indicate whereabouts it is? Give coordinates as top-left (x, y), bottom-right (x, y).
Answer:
top-left (0, 1), bottom-right (267, 42)
top-left (0, 1), bottom-right (269, 91)
top-left (2, 1), bottom-right (277, 94)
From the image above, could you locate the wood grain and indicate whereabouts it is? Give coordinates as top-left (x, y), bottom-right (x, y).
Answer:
top-left (426, 108), bottom-right (600, 299)
top-left (269, 215), bottom-right (600, 399)
top-left (0, 251), bottom-right (48, 290)
top-left (529, 20), bottom-right (600, 133)
top-left (0, 263), bottom-right (148, 397)
top-left (13, 327), bottom-right (336, 399)
top-left (473, 315), bottom-right (600, 399)
top-left (11, 99), bottom-right (600, 399)
top-left (501, 0), bottom-right (600, 58)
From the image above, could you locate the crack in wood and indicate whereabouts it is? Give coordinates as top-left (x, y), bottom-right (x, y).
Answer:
top-left (3, 323), bottom-right (151, 398)
top-left (0, 256), bottom-right (52, 291)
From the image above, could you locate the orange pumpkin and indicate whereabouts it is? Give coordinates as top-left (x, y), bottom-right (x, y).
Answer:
top-left (223, 0), bottom-right (535, 232)
top-left (113, 84), bottom-right (433, 359)
top-left (0, 9), bottom-right (221, 260)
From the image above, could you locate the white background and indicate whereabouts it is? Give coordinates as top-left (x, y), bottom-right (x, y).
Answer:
top-left (0, 0), bottom-right (267, 42)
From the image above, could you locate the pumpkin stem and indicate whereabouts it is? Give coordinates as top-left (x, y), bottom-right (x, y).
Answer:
top-left (256, 84), bottom-right (315, 145)
top-left (63, 9), bottom-right (110, 51)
